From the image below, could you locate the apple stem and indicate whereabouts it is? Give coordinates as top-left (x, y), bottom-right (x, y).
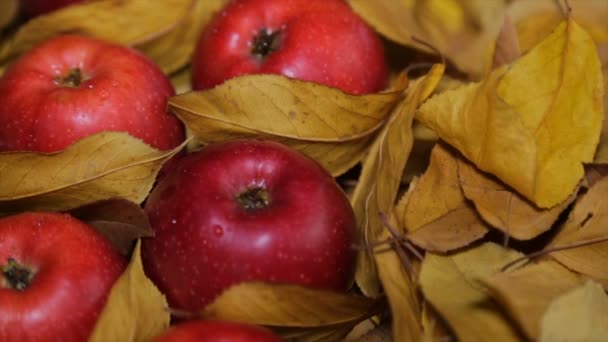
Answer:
top-left (55, 68), bottom-right (85, 88)
top-left (251, 28), bottom-right (281, 60)
top-left (237, 187), bottom-right (270, 211)
top-left (2, 258), bottom-right (34, 291)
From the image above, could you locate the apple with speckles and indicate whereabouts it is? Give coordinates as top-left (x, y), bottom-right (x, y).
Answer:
top-left (0, 212), bottom-right (125, 342)
top-left (191, 0), bottom-right (388, 94)
top-left (0, 34), bottom-right (184, 153)
top-left (141, 139), bottom-right (357, 312)
top-left (152, 320), bottom-right (284, 342)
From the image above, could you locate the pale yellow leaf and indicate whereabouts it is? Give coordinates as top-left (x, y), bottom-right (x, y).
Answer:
top-left (417, 19), bottom-right (604, 208)
top-left (0, 132), bottom-right (186, 212)
top-left (90, 241), bottom-right (170, 342)
top-left (540, 281), bottom-right (608, 342)
top-left (419, 242), bottom-right (522, 342)
top-left (351, 65), bottom-right (444, 295)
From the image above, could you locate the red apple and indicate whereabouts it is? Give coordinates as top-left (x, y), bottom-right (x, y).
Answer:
top-left (0, 212), bottom-right (126, 342)
top-left (191, 0), bottom-right (388, 94)
top-left (141, 139), bottom-right (357, 312)
top-left (20, 0), bottom-right (87, 19)
top-left (0, 34), bottom-right (184, 153)
top-left (152, 320), bottom-right (284, 342)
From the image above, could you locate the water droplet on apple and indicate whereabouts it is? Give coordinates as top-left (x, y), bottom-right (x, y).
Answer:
top-left (212, 225), bottom-right (224, 237)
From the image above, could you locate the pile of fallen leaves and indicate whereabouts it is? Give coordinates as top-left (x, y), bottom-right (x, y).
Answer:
top-left (0, 0), bottom-right (607, 341)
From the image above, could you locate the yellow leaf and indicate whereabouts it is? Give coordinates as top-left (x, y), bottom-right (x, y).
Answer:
top-left (399, 143), bottom-right (489, 252)
top-left (350, 65), bottom-right (444, 295)
top-left (417, 19), bottom-right (604, 208)
top-left (0, 132), bottom-right (186, 212)
top-left (490, 14), bottom-right (521, 71)
top-left (458, 157), bottom-right (578, 240)
top-left (0, 0), bottom-right (17, 32)
top-left (540, 281), bottom-right (608, 342)
top-left (482, 261), bottom-right (584, 340)
top-left (548, 176), bottom-right (608, 287)
top-left (596, 62), bottom-right (608, 163)
top-left (89, 241), bottom-right (170, 342)
top-left (169, 74), bottom-right (405, 177)
top-left (0, 0), bottom-right (195, 66)
top-left (348, 0), bottom-right (506, 78)
top-left (419, 242), bottom-right (522, 342)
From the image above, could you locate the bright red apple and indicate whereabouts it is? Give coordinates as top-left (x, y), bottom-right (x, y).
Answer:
top-left (141, 139), bottom-right (357, 312)
top-left (0, 34), bottom-right (184, 153)
top-left (0, 212), bottom-right (126, 342)
top-left (152, 320), bottom-right (284, 342)
top-left (20, 0), bottom-right (87, 19)
top-left (191, 0), bottom-right (388, 94)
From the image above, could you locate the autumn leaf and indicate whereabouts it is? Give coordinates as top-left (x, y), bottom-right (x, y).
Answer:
top-left (540, 281), bottom-right (608, 341)
top-left (169, 74), bottom-right (406, 176)
top-left (417, 18), bottom-right (604, 208)
top-left (89, 241), bottom-right (170, 342)
top-left (547, 176), bottom-right (608, 287)
top-left (0, 0), bottom-right (17, 32)
top-left (419, 242), bottom-right (522, 342)
top-left (482, 261), bottom-right (584, 340)
top-left (490, 14), bottom-right (521, 70)
top-left (398, 143), bottom-right (489, 252)
top-left (0, 132), bottom-right (186, 213)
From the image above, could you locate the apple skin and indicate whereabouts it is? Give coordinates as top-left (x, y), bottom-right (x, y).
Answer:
top-left (152, 320), bottom-right (284, 342)
top-left (0, 34), bottom-right (184, 153)
top-left (0, 212), bottom-right (126, 342)
top-left (141, 139), bottom-right (357, 312)
top-left (191, 0), bottom-right (388, 94)
top-left (20, 0), bottom-right (87, 19)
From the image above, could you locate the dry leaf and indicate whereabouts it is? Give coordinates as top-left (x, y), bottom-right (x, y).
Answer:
top-left (0, 0), bottom-right (195, 67)
top-left (421, 300), bottom-right (452, 342)
top-left (351, 65), bottom-right (444, 295)
top-left (0, 132), bottom-right (186, 213)
top-left (419, 242), bottom-right (522, 342)
top-left (169, 74), bottom-right (405, 177)
top-left (0, 0), bottom-right (18, 32)
top-left (597, 62), bottom-right (608, 163)
top-left (548, 176), bottom-right (608, 287)
top-left (458, 157), bottom-right (578, 240)
top-left (348, 0), bottom-right (506, 79)
top-left (482, 261), bottom-right (584, 340)
top-left (540, 281), bottom-right (608, 342)
top-left (399, 143), bottom-right (489, 252)
top-left (417, 19), bottom-right (604, 208)
top-left (89, 240), bottom-right (170, 342)
top-left (585, 163), bottom-right (608, 187)
top-left (490, 14), bottom-right (521, 70)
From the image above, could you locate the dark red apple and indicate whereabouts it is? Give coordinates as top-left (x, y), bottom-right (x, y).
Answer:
top-left (152, 320), bottom-right (284, 342)
top-left (20, 0), bottom-right (87, 19)
top-left (0, 34), bottom-right (184, 153)
top-left (141, 139), bottom-right (357, 312)
top-left (0, 212), bottom-right (126, 342)
top-left (191, 0), bottom-right (388, 94)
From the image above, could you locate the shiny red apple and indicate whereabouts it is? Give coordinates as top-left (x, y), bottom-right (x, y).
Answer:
top-left (152, 320), bottom-right (284, 342)
top-left (141, 139), bottom-right (357, 312)
top-left (0, 34), bottom-right (184, 153)
top-left (0, 212), bottom-right (126, 341)
top-left (191, 0), bottom-right (388, 94)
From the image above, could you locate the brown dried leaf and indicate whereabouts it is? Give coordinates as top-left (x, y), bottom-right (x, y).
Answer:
top-left (584, 163), bottom-right (608, 187)
top-left (399, 143), bottom-right (489, 252)
top-left (548, 176), bottom-right (608, 287)
top-left (458, 157), bottom-right (578, 240)
top-left (0, 0), bottom-right (18, 32)
top-left (0, 132), bottom-right (186, 213)
top-left (597, 62), bottom-right (608, 163)
top-left (351, 65), bottom-right (444, 295)
top-left (419, 242), bottom-right (522, 342)
top-left (490, 14), bottom-right (521, 70)
top-left (482, 261), bottom-right (584, 340)
top-left (417, 19), bottom-right (604, 208)
top-left (540, 281), bottom-right (608, 341)
top-left (89, 241), bottom-right (170, 342)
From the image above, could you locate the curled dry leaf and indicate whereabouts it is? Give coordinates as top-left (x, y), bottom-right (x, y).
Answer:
top-left (419, 242), bottom-right (523, 342)
top-left (348, 0), bottom-right (506, 79)
top-left (89, 241), bottom-right (170, 342)
top-left (548, 176), bottom-right (608, 287)
top-left (584, 163), bottom-right (608, 187)
top-left (169, 74), bottom-right (406, 176)
top-left (398, 143), bottom-right (489, 252)
top-left (201, 282), bottom-right (381, 340)
top-left (0, 0), bottom-right (195, 67)
top-left (457, 157), bottom-right (578, 240)
top-left (351, 64), bottom-right (444, 296)
top-left (69, 198), bottom-right (153, 256)
top-left (482, 261), bottom-right (584, 340)
top-left (540, 281), bottom-right (608, 342)
top-left (0, 132), bottom-right (186, 213)
top-left (417, 19), bottom-right (604, 208)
